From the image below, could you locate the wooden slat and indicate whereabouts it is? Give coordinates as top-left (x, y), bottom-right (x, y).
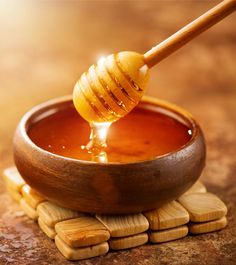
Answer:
top-left (20, 198), bottom-right (38, 221)
top-left (96, 213), bottom-right (149, 237)
top-left (178, 192), bottom-right (227, 222)
top-left (144, 201), bottom-right (189, 230)
top-left (55, 217), bottom-right (110, 248)
top-left (55, 235), bottom-right (109, 260)
top-left (180, 181), bottom-right (207, 197)
top-left (189, 216), bottom-right (227, 234)
top-left (38, 217), bottom-right (56, 239)
top-left (22, 185), bottom-right (45, 209)
top-left (109, 232), bottom-right (148, 250)
top-left (37, 201), bottom-right (83, 227)
top-left (6, 185), bottom-right (22, 202)
top-left (149, 225), bottom-right (188, 243)
top-left (3, 167), bottom-right (25, 192)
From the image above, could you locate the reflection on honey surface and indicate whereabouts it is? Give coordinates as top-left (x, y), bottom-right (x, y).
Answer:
top-left (28, 103), bottom-right (191, 163)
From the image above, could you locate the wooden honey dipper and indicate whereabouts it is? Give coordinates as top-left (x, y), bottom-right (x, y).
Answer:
top-left (73, 0), bottom-right (236, 123)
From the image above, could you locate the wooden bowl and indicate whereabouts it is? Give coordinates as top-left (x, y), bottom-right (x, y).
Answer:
top-left (13, 96), bottom-right (206, 214)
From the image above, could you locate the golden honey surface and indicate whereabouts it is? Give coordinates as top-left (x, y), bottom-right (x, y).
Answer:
top-left (28, 103), bottom-right (191, 163)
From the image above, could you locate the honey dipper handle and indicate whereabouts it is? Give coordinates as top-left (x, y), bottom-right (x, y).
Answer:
top-left (144, 0), bottom-right (236, 68)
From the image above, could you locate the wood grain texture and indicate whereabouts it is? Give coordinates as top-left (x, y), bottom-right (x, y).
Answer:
top-left (96, 213), bottom-right (149, 237)
top-left (55, 217), bottom-right (110, 248)
top-left (20, 198), bottom-right (38, 221)
top-left (6, 185), bottom-right (22, 202)
top-left (178, 192), bottom-right (227, 222)
top-left (179, 180), bottom-right (207, 197)
top-left (38, 217), bottom-right (56, 239)
top-left (109, 233), bottom-right (148, 250)
top-left (55, 235), bottom-right (109, 261)
top-left (21, 184), bottom-right (45, 209)
top-left (149, 225), bottom-right (188, 243)
top-left (37, 201), bottom-right (83, 228)
top-left (4, 172), bottom-right (229, 261)
top-left (3, 167), bottom-right (25, 192)
top-left (144, 201), bottom-right (189, 230)
top-left (144, 0), bottom-right (236, 67)
top-left (189, 216), bottom-right (227, 234)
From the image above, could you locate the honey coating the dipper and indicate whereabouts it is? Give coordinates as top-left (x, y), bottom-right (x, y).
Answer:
top-left (73, 51), bottom-right (149, 123)
top-left (72, 51), bottom-right (149, 162)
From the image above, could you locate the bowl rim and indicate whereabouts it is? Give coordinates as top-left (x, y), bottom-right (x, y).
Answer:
top-left (17, 95), bottom-right (201, 166)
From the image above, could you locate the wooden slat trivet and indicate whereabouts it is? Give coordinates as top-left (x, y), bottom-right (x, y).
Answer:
top-left (144, 201), bottom-right (189, 230)
top-left (96, 213), bottom-right (149, 237)
top-left (109, 232), bottom-right (148, 250)
top-left (5, 185), bottom-right (22, 202)
top-left (55, 217), bottom-right (110, 248)
top-left (2, 167), bottom-right (228, 261)
top-left (55, 236), bottom-right (109, 261)
top-left (181, 181), bottom-right (207, 196)
top-left (3, 167), bottom-right (25, 192)
top-left (149, 225), bottom-right (188, 243)
top-left (20, 198), bottom-right (38, 221)
top-left (37, 201), bottom-right (83, 227)
top-left (38, 217), bottom-right (57, 239)
top-left (178, 192), bottom-right (227, 222)
top-left (189, 216), bottom-right (227, 234)
top-left (22, 184), bottom-right (46, 209)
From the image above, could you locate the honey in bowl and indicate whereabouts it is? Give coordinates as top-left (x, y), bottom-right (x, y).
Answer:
top-left (28, 102), bottom-right (192, 163)
top-left (14, 97), bottom-right (205, 213)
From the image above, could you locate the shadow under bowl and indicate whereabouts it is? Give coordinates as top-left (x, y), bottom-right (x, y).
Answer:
top-left (14, 96), bottom-right (206, 214)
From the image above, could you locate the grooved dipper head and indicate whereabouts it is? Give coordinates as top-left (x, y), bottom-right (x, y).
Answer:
top-left (73, 51), bottom-right (149, 123)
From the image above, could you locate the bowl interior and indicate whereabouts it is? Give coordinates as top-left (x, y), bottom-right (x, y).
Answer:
top-left (24, 96), bottom-right (195, 164)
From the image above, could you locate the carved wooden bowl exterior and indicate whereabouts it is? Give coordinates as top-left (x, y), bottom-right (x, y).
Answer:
top-left (14, 96), bottom-right (206, 214)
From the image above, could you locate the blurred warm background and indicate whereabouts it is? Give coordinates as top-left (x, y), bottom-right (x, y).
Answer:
top-left (0, 1), bottom-right (236, 263)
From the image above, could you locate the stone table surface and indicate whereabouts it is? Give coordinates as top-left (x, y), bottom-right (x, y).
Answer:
top-left (0, 1), bottom-right (235, 264)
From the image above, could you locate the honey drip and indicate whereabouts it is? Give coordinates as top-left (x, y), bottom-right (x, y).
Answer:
top-left (82, 122), bottom-right (111, 163)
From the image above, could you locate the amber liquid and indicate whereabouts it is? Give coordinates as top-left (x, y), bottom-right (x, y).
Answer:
top-left (28, 103), bottom-right (191, 163)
